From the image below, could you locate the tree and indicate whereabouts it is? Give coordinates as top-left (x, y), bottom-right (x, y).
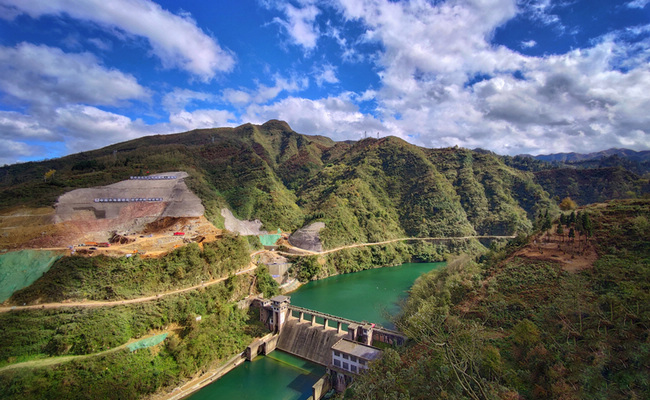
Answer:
top-left (575, 211), bottom-right (584, 234)
top-left (568, 227), bottom-right (575, 241)
top-left (44, 169), bottom-right (56, 183)
top-left (559, 197), bottom-right (577, 211)
top-left (556, 223), bottom-right (564, 235)
top-left (542, 210), bottom-right (552, 231)
top-left (581, 213), bottom-right (593, 239)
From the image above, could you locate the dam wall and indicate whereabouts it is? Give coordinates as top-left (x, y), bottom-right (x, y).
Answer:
top-left (277, 318), bottom-right (345, 366)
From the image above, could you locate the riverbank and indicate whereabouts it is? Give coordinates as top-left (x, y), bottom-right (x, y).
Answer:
top-left (147, 351), bottom-right (246, 400)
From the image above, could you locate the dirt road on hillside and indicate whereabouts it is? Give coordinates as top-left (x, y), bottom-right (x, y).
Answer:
top-left (0, 265), bottom-right (256, 314)
top-left (277, 235), bottom-right (516, 257)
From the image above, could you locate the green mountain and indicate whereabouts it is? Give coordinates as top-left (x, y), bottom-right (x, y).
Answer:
top-left (0, 120), bottom-right (555, 249)
top-left (348, 199), bottom-right (650, 400)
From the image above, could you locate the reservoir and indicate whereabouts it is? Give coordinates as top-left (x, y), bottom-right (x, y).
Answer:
top-left (188, 261), bottom-right (444, 399)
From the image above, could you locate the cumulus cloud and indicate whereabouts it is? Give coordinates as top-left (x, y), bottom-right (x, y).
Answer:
top-left (314, 64), bottom-right (339, 86)
top-left (54, 105), bottom-right (152, 152)
top-left (0, 0), bottom-right (235, 80)
top-left (267, 0), bottom-right (321, 50)
top-left (168, 109), bottom-right (237, 131)
top-left (162, 89), bottom-right (217, 113)
top-left (0, 138), bottom-right (39, 165)
top-left (243, 93), bottom-right (388, 140)
top-left (0, 43), bottom-right (148, 108)
top-left (521, 40), bottom-right (537, 49)
top-left (0, 111), bottom-right (58, 141)
top-left (222, 75), bottom-right (309, 106)
top-left (325, 0), bottom-right (650, 154)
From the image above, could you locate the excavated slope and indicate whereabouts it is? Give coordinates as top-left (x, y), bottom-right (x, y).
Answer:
top-left (55, 171), bottom-right (204, 224)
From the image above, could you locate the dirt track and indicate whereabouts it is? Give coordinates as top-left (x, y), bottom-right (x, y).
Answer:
top-left (0, 265), bottom-right (256, 314)
top-left (277, 235), bottom-right (516, 257)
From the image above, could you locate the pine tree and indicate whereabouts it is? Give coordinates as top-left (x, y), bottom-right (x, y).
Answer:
top-left (576, 211), bottom-right (584, 234)
top-left (583, 213), bottom-right (593, 237)
top-left (557, 223), bottom-right (564, 235)
top-left (542, 209), bottom-right (552, 231)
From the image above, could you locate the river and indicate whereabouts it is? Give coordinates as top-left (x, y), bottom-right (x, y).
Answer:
top-left (187, 262), bottom-right (444, 399)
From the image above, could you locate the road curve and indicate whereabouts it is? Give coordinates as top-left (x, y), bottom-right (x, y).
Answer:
top-left (0, 265), bottom-right (257, 314)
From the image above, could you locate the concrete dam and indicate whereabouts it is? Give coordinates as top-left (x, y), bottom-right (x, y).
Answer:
top-left (276, 318), bottom-right (346, 366)
top-left (249, 296), bottom-right (407, 396)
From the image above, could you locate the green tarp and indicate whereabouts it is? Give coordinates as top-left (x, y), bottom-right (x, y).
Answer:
top-left (127, 333), bottom-right (168, 352)
top-left (0, 250), bottom-right (61, 302)
top-left (259, 228), bottom-right (282, 246)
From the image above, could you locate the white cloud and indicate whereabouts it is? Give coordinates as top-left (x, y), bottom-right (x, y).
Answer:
top-left (521, 40), bottom-right (537, 49)
top-left (55, 105), bottom-right (150, 152)
top-left (222, 75), bottom-right (309, 107)
top-left (327, 0), bottom-right (650, 155)
top-left (168, 109), bottom-right (237, 131)
top-left (0, 139), bottom-right (38, 165)
top-left (243, 93), bottom-right (388, 140)
top-left (0, 43), bottom-right (148, 108)
top-left (162, 89), bottom-right (216, 113)
top-left (627, 0), bottom-right (649, 8)
top-left (315, 64), bottom-right (339, 86)
top-left (0, 0), bottom-right (235, 80)
top-left (269, 1), bottom-right (321, 50)
top-left (520, 0), bottom-right (562, 27)
top-left (0, 111), bottom-right (57, 141)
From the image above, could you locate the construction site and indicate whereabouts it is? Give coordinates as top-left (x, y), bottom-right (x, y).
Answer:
top-left (0, 172), bottom-right (222, 257)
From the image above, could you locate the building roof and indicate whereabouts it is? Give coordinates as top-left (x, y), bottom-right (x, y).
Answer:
top-left (332, 339), bottom-right (382, 361)
top-left (271, 295), bottom-right (290, 303)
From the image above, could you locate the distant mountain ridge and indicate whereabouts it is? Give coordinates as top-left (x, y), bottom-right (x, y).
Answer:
top-left (524, 148), bottom-right (650, 163)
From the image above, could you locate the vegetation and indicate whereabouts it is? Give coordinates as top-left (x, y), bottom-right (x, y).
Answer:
top-left (0, 277), bottom-right (259, 400)
top-left (7, 235), bottom-right (251, 304)
top-left (347, 200), bottom-right (650, 400)
top-left (255, 265), bottom-right (279, 298)
top-left (1, 121), bottom-right (566, 252)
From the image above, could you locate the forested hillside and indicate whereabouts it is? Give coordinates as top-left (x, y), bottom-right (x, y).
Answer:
top-left (0, 120), bottom-right (556, 249)
top-left (347, 199), bottom-right (650, 399)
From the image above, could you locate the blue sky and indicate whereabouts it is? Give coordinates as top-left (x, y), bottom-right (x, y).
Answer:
top-left (0, 0), bottom-right (648, 165)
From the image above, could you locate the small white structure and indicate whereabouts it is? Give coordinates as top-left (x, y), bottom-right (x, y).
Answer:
top-left (330, 338), bottom-right (381, 375)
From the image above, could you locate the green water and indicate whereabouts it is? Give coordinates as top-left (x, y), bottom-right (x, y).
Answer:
top-left (189, 262), bottom-right (443, 399)
top-left (289, 262), bottom-right (444, 328)
top-left (187, 352), bottom-right (325, 400)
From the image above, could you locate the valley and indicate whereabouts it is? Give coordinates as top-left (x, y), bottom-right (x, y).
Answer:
top-left (0, 121), bottom-right (648, 400)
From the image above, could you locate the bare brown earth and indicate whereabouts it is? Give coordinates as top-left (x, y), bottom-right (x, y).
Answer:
top-left (513, 224), bottom-right (598, 272)
top-left (456, 224), bottom-right (598, 315)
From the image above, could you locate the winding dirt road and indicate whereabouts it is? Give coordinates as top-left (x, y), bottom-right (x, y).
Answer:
top-left (277, 235), bottom-right (515, 257)
top-left (0, 265), bottom-right (257, 314)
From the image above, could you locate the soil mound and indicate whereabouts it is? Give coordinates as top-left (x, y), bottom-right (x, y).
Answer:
top-left (289, 222), bottom-right (325, 252)
top-left (221, 208), bottom-right (267, 236)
